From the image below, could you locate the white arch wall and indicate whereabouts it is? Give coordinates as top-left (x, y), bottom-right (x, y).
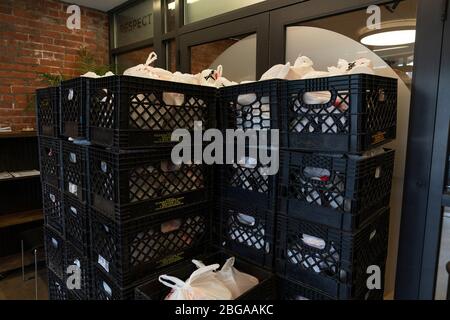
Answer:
top-left (209, 34), bottom-right (257, 82)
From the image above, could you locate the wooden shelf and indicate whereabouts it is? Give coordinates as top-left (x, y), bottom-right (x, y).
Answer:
top-left (0, 251), bottom-right (45, 274)
top-left (0, 174), bottom-right (40, 183)
top-left (0, 210), bottom-right (43, 229)
top-left (0, 131), bottom-right (37, 139)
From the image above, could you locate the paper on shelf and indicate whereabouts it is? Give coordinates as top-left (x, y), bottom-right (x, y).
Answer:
top-left (10, 170), bottom-right (40, 178)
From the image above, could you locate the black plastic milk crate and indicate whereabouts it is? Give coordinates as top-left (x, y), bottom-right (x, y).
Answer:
top-left (218, 198), bottom-right (275, 269)
top-left (38, 137), bottom-right (61, 188)
top-left (279, 148), bottom-right (395, 230)
top-left (276, 207), bottom-right (389, 299)
top-left (219, 79), bottom-right (285, 144)
top-left (277, 276), bottom-right (333, 300)
top-left (88, 75), bottom-right (216, 149)
top-left (48, 269), bottom-right (69, 300)
top-left (64, 194), bottom-right (89, 252)
top-left (36, 87), bottom-right (60, 137)
top-left (282, 74), bottom-right (397, 153)
top-left (90, 203), bottom-right (212, 288)
top-left (65, 242), bottom-right (92, 300)
top-left (62, 140), bottom-right (88, 202)
top-left (91, 265), bottom-right (153, 300)
top-left (89, 146), bottom-right (211, 223)
top-left (277, 275), bottom-right (383, 300)
top-left (60, 78), bottom-right (88, 139)
top-left (135, 251), bottom-right (276, 300)
top-left (220, 151), bottom-right (278, 211)
top-left (42, 182), bottom-right (64, 235)
top-left (44, 225), bottom-right (65, 279)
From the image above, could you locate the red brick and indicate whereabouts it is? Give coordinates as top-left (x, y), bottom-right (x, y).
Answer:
top-left (15, 57), bottom-right (39, 65)
top-left (0, 6), bottom-right (13, 15)
top-left (42, 44), bottom-right (66, 53)
top-left (11, 86), bottom-right (36, 94)
top-left (0, 70), bottom-right (35, 79)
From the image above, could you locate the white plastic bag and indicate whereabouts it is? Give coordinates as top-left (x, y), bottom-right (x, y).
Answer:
top-left (260, 63), bottom-right (291, 81)
top-left (159, 264), bottom-right (232, 300)
top-left (193, 257), bottom-right (259, 299)
top-left (123, 52), bottom-right (173, 80)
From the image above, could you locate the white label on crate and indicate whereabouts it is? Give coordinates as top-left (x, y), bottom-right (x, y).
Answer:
top-left (69, 152), bottom-right (77, 163)
top-left (51, 238), bottom-right (59, 248)
top-left (370, 230), bottom-right (377, 241)
top-left (102, 281), bottom-right (112, 296)
top-left (375, 166), bottom-right (381, 179)
top-left (69, 182), bottom-right (78, 196)
top-left (68, 89), bottom-right (74, 101)
top-left (101, 161), bottom-right (107, 173)
top-left (70, 206), bottom-right (78, 215)
top-left (98, 255), bottom-right (110, 273)
top-left (50, 193), bottom-right (56, 203)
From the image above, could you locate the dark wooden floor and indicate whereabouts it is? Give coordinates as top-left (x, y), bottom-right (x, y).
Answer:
top-left (0, 267), bottom-right (48, 300)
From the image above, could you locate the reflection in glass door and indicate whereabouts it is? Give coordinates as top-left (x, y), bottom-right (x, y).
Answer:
top-left (190, 34), bottom-right (257, 82)
top-left (179, 13), bottom-right (269, 81)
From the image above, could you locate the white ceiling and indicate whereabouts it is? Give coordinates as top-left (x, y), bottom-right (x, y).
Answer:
top-left (61, 0), bottom-right (128, 12)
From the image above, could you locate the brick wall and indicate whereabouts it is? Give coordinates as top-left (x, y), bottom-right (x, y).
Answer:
top-left (190, 39), bottom-right (237, 74)
top-left (0, 0), bottom-right (109, 131)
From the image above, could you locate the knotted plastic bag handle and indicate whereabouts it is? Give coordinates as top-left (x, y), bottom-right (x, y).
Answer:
top-left (221, 257), bottom-right (235, 271)
top-left (192, 259), bottom-right (206, 268)
top-left (145, 52), bottom-right (158, 66)
top-left (158, 275), bottom-right (186, 289)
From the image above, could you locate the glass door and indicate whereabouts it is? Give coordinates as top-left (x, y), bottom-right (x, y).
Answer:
top-left (269, 0), bottom-right (429, 299)
top-left (178, 13), bottom-right (270, 81)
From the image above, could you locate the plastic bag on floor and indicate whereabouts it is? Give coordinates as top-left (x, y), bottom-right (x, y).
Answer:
top-left (192, 257), bottom-right (259, 299)
top-left (159, 264), bottom-right (232, 300)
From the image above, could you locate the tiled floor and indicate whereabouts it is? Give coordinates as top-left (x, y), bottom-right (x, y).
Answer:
top-left (0, 267), bottom-right (48, 300)
top-left (435, 213), bottom-right (450, 300)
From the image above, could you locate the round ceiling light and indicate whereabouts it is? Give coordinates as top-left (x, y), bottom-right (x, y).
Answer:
top-left (360, 29), bottom-right (416, 46)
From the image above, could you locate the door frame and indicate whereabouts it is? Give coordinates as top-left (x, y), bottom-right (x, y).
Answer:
top-left (396, 0), bottom-right (450, 299)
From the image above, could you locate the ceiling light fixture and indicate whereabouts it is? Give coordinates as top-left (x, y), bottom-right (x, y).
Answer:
top-left (168, 1), bottom-right (175, 10)
top-left (187, 0), bottom-right (199, 3)
top-left (360, 29), bottom-right (416, 46)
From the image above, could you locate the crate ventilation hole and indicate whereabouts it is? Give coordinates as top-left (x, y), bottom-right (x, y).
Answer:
top-left (289, 166), bottom-right (345, 210)
top-left (228, 211), bottom-right (270, 253)
top-left (235, 94), bottom-right (271, 130)
top-left (289, 91), bottom-right (350, 134)
top-left (130, 215), bottom-right (206, 265)
top-left (287, 233), bottom-right (340, 275)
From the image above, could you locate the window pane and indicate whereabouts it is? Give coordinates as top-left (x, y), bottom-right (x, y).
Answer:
top-left (190, 34), bottom-right (256, 82)
top-left (165, 0), bottom-right (176, 32)
top-left (184, 0), bottom-right (265, 25)
top-left (285, 1), bottom-right (417, 88)
top-left (114, 0), bottom-right (154, 48)
top-left (115, 46), bottom-right (154, 74)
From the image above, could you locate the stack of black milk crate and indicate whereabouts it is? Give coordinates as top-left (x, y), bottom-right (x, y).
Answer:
top-left (36, 71), bottom-right (397, 301)
top-left (36, 85), bottom-right (91, 300)
top-left (276, 74), bottom-right (397, 300)
top-left (36, 75), bottom-right (278, 300)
